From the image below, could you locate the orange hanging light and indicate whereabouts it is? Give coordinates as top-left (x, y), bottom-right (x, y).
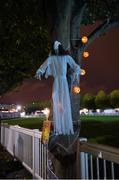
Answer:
top-left (72, 86), bottom-right (80, 94)
top-left (80, 69), bottom-right (86, 76)
top-left (81, 36), bottom-right (88, 44)
top-left (83, 51), bottom-right (89, 58)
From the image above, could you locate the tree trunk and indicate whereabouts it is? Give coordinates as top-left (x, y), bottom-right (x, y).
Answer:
top-left (47, 1), bottom-right (81, 178)
top-left (52, 0), bottom-right (72, 49)
top-left (51, 0), bottom-right (81, 131)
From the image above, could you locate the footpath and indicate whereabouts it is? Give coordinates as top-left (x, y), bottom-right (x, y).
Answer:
top-left (0, 144), bottom-right (32, 179)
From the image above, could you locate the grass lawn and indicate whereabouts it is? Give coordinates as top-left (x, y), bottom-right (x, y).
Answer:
top-left (80, 115), bottom-right (119, 148)
top-left (80, 115), bottom-right (119, 121)
top-left (1, 117), bottom-right (44, 130)
top-left (0, 144), bottom-right (32, 179)
top-left (1, 115), bottom-right (119, 148)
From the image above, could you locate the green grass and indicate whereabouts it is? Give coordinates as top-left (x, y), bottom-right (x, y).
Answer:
top-left (80, 115), bottom-right (119, 148)
top-left (2, 115), bottom-right (119, 148)
top-left (1, 117), bottom-right (44, 130)
top-left (80, 115), bottom-right (119, 121)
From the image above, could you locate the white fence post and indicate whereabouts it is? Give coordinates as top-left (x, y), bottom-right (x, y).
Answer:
top-left (32, 129), bottom-right (36, 178)
top-left (0, 117), bottom-right (1, 143)
top-left (33, 129), bottom-right (40, 178)
top-left (79, 138), bottom-right (89, 179)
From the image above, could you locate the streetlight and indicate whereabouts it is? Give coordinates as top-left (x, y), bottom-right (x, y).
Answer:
top-left (16, 105), bottom-right (21, 111)
top-left (42, 108), bottom-right (50, 120)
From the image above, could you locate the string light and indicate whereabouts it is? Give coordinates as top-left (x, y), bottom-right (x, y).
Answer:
top-left (80, 69), bottom-right (86, 76)
top-left (83, 51), bottom-right (89, 58)
top-left (81, 36), bottom-right (88, 44)
top-left (72, 86), bottom-right (80, 94)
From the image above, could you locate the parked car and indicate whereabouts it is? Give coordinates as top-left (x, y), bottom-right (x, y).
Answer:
top-left (35, 111), bottom-right (46, 117)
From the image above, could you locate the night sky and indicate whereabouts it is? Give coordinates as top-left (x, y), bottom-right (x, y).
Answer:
top-left (0, 23), bottom-right (119, 104)
top-left (80, 22), bottom-right (119, 94)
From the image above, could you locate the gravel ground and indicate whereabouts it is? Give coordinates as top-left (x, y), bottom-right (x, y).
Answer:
top-left (0, 144), bottom-right (32, 179)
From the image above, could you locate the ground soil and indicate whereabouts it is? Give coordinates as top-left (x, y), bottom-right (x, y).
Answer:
top-left (0, 144), bottom-right (32, 179)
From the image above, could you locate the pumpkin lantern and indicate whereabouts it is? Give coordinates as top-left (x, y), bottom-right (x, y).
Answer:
top-left (72, 86), bottom-right (80, 94)
top-left (81, 36), bottom-right (88, 44)
top-left (83, 51), bottom-right (89, 58)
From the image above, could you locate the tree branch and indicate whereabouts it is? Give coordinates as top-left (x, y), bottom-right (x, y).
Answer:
top-left (82, 18), bottom-right (119, 52)
top-left (70, 2), bottom-right (87, 47)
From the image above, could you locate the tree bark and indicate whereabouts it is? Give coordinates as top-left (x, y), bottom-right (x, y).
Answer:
top-left (52, 0), bottom-right (73, 49)
top-left (48, 0), bottom-right (81, 130)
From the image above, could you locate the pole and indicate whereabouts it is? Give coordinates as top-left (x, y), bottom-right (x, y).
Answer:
top-left (76, 139), bottom-right (81, 179)
top-left (0, 116), bottom-right (1, 144)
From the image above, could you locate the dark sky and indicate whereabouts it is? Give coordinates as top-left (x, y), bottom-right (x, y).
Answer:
top-left (80, 23), bottom-right (119, 94)
top-left (0, 23), bottom-right (119, 104)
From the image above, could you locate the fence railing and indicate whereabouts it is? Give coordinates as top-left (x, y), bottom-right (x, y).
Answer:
top-left (1, 123), bottom-right (119, 179)
top-left (0, 111), bottom-right (20, 119)
top-left (78, 138), bottom-right (119, 179)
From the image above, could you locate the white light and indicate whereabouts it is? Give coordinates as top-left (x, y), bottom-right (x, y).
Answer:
top-left (20, 112), bottom-right (25, 117)
top-left (16, 105), bottom-right (21, 111)
top-left (42, 108), bottom-right (50, 120)
top-left (96, 109), bottom-right (100, 113)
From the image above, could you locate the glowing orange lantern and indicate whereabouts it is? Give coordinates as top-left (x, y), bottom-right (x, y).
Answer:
top-left (80, 69), bottom-right (86, 76)
top-left (83, 51), bottom-right (89, 58)
top-left (72, 86), bottom-right (80, 94)
top-left (81, 36), bottom-right (88, 44)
